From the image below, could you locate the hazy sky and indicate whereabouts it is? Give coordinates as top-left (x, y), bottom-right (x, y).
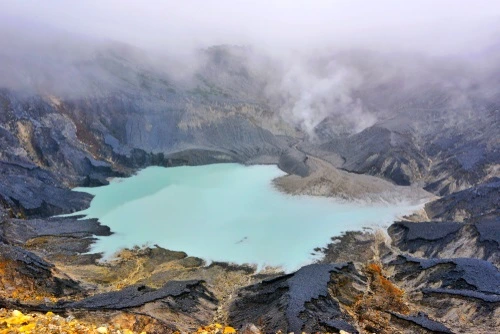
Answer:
top-left (1, 1), bottom-right (499, 135)
top-left (2, 0), bottom-right (500, 55)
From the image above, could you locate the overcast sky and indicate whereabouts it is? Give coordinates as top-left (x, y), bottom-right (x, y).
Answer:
top-left (2, 0), bottom-right (500, 55)
top-left (2, 1), bottom-right (499, 134)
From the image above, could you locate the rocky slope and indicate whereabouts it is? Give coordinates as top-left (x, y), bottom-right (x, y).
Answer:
top-left (0, 45), bottom-right (499, 333)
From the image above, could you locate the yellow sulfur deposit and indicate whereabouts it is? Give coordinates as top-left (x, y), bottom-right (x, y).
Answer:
top-left (195, 324), bottom-right (238, 334)
top-left (0, 309), bottom-right (145, 334)
top-left (1, 309), bottom-right (255, 334)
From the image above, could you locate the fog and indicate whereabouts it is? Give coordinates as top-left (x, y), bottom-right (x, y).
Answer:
top-left (3, 0), bottom-right (499, 55)
top-left (1, 0), bottom-right (500, 135)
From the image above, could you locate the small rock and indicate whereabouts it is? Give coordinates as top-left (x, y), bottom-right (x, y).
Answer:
top-left (12, 310), bottom-right (23, 317)
top-left (240, 323), bottom-right (261, 334)
top-left (97, 326), bottom-right (109, 333)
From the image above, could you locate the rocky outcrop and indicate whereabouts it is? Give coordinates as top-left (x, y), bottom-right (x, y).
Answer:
top-left (278, 149), bottom-right (310, 177)
top-left (306, 105), bottom-right (499, 197)
top-left (387, 255), bottom-right (500, 332)
top-left (228, 263), bottom-right (360, 333)
top-left (0, 161), bottom-right (93, 218)
top-left (65, 281), bottom-right (218, 332)
top-left (425, 177), bottom-right (500, 221)
top-left (1, 217), bottom-right (111, 245)
top-left (228, 259), bottom-right (458, 334)
top-left (317, 126), bottom-right (428, 186)
top-left (0, 278), bottom-right (219, 333)
top-left (0, 216), bottom-right (112, 265)
top-left (389, 312), bottom-right (453, 334)
top-left (273, 153), bottom-right (432, 203)
top-left (0, 242), bottom-right (81, 300)
top-left (390, 256), bottom-right (500, 302)
top-left (389, 219), bottom-right (500, 266)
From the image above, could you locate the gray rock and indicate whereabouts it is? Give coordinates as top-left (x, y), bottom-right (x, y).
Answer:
top-left (390, 255), bottom-right (500, 302)
top-left (390, 312), bottom-right (453, 334)
top-left (66, 280), bottom-right (214, 310)
top-left (229, 263), bottom-right (359, 333)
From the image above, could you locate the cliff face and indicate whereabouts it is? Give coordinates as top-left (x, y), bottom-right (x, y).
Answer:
top-left (0, 47), bottom-right (300, 217)
top-left (0, 46), bottom-right (499, 333)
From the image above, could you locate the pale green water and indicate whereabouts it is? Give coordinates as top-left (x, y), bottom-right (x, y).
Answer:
top-left (71, 164), bottom-right (420, 271)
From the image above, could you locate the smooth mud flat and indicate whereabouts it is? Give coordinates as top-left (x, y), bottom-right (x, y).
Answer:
top-left (71, 164), bottom-right (422, 271)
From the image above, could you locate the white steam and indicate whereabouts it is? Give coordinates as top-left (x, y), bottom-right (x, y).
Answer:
top-left (0, 0), bottom-right (499, 136)
top-left (276, 58), bottom-right (376, 135)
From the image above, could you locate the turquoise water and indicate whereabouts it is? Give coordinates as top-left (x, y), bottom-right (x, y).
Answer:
top-left (72, 164), bottom-right (419, 271)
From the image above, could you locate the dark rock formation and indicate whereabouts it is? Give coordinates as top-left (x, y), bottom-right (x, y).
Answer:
top-left (388, 255), bottom-right (500, 332)
top-left (0, 216), bottom-right (112, 263)
top-left (475, 216), bottom-right (500, 246)
top-left (0, 161), bottom-right (93, 217)
top-left (389, 312), bottom-right (453, 334)
top-left (425, 177), bottom-right (500, 221)
top-left (0, 242), bottom-right (81, 298)
top-left (278, 149), bottom-right (310, 177)
top-left (229, 263), bottom-right (360, 333)
top-left (317, 126), bottom-right (427, 186)
top-left (1, 216), bottom-right (111, 245)
top-left (389, 219), bottom-right (500, 265)
top-left (1, 278), bottom-right (219, 333)
top-left (305, 100), bottom-right (499, 197)
top-left (391, 256), bottom-right (500, 299)
top-left (66, 280), bottom-right (215, 311)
